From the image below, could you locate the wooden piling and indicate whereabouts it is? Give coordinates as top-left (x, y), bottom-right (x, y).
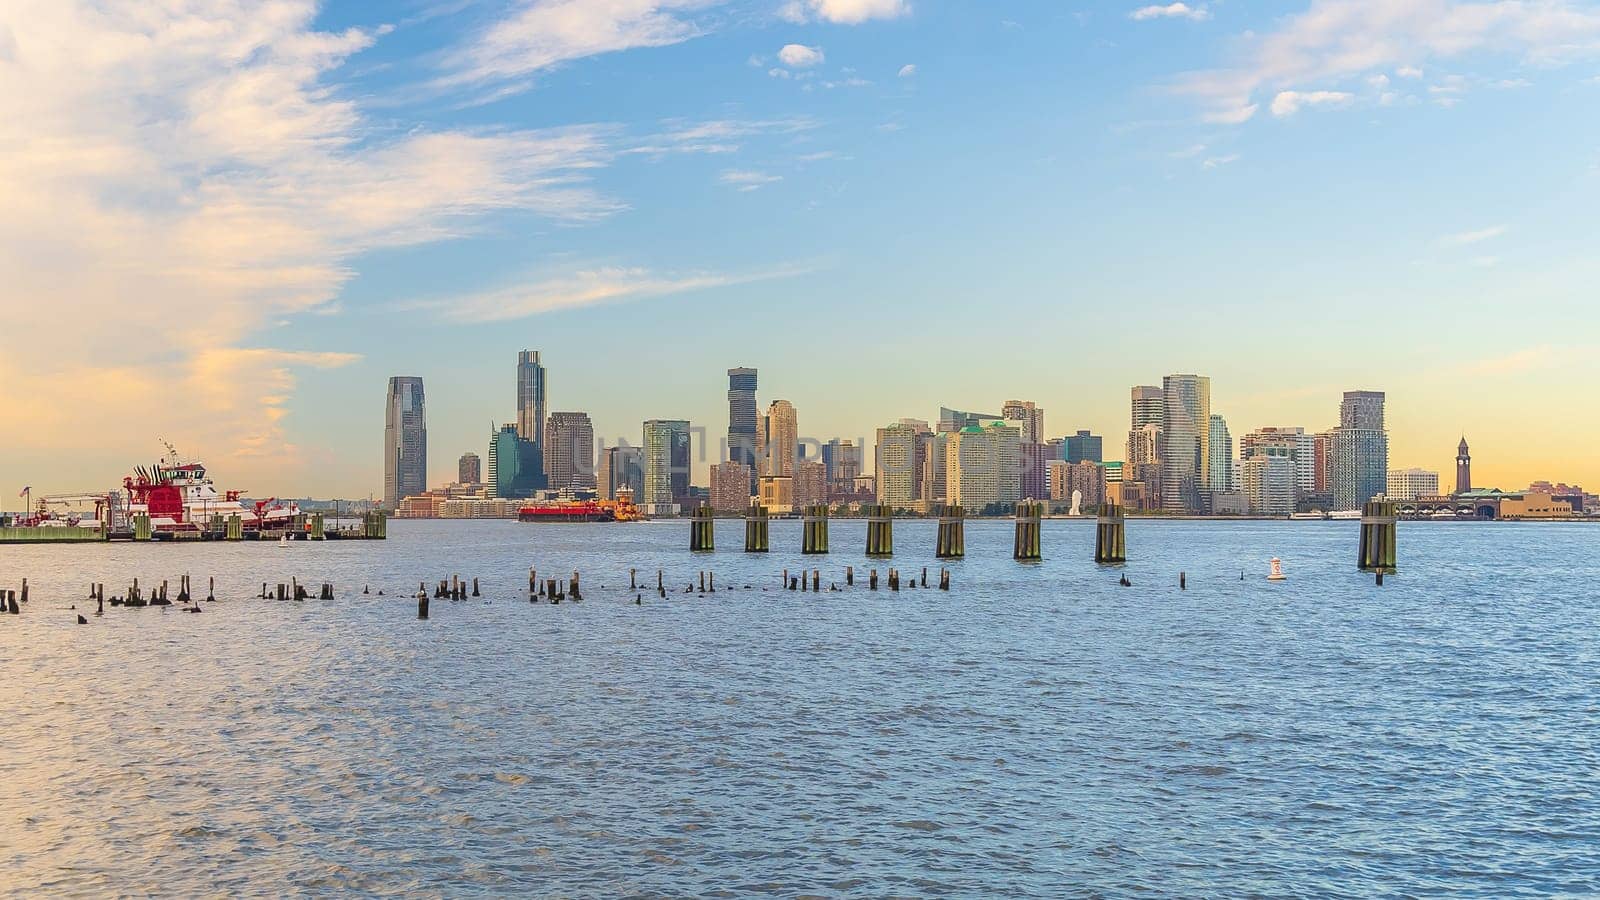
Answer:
top-left (812, 569), bottom-right (820, 592)
top-left (846, 565), bottom-right (854, 586)
top-left (1013, 500), bottom-right (1043, 561)
top-left (1358, 498), bottom-right (1398, 574)
top-left (472, 577), bottom-right (479, 597)
top-left (801, 505), bottom-right (830, 554)
top-left (869, 569), bottom-right (879, 590)
top-left (1095, 496), bottom-right (1127, 564)
top-left (690, 504), bottom-right (715, 552)
top-left (936, 504), bottom-right (965, 559)
top-left (418, 590), bottom-right (429, 619)
top-left (744, 504), bottom-right (769, 553)
top-left (865, 504), bottom-right (893, 557)
top-left (939, 567), bottom-right (950, 591)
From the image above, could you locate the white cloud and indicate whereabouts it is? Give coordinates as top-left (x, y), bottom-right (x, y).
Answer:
top-left (1175, 0), bottom-right (1600, 123)
top-left (626, 116), bottom-right (818, 155)
top-left (1169, 143), bottom-right (1208, 158)
top-left (720, 169), bottom-right (784, 190)
top-left (898, 63), bottom-right (917, 77)
top-left (0, 0), bottom-right (628, 487)
top-left (443, 0), bottom-right (714, 93)
top-left (1439, 224), bottom-right (1508, 246)
top-left (1270, 90), bottom-right (1354, 116)
top-left (1204, 103), bottom-right (1259, 123)
top-left (1202, 153), bottom-right (1240, 168)
top-left (1130, 3), bottom-right (1210, 22)
top-left (779, 43), bottom-right (825, 67)
top-left (427, 264), bottom-right (806, 323)
top-left (780, 0), bottom-right (911, 25)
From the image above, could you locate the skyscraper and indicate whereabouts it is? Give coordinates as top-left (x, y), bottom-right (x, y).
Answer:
top-left (1001, 400), bottom-right (1045, 444)
top-left (492, 423), bottom-right (540, 499)
top-left (545, 412), bottom-right (596, 491)
top-left (762, 400), bottom-right (798, 478)
top-left (710, 462), bottom-right (754, 512)
top-left (642, 419), bottom-right (691, 514)
top-left (383, 376), bottom-right (427, 509)
top-left (1064, 430), bottom-right (1103, 464)
top-left (516, 350), bottom-right (547, 485)
top-left (1158, 374), bottom-right (1210, 513)
top-left (946, 420), bottom-right (1022, 510)
top-left (875, 421), bottom-right (927, 509)
top-left (1127, 385), bottom-right (1163, 468)
top-left (1240, 427), bottom-right (1316, 495)
top-left (1206, 415), bottom-right (1233, 494)
top-left (727, 368), bottom-right (758, 489)
top-left (1330, 390), bottom-right (1389, 511)
top-left (1456, 437), bottom-right (1472, 494)
top-left (1241, 454), bottom-right (1296, 516)
top-left (821, 439), bottom-right (862, 494)
top-left (458, 452), bottom-right (481, 485)
top-left (597, 444), bottom-right (645, 501)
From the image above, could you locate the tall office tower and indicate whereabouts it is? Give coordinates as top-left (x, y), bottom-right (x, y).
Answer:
top-left (945, 420), bottom-right (1022, 510)
top-left (709, 462), bottom-right (754, 512)
top-left (1127, 385), bottom-right (1164, 468)
top-left (1456, 437), bottom-right (1472, 494)
top-left (545, 412), bottom-right (596, 491)
top-left (1206, 415), bottom-right (1233, 494)
top-left (821, 439), bottom-right (862, 493)
top-left (763, 400), bottom-right (798, 478)
top-left (383, 376), bottom-right (427, 509)
top-left (485, 424), bottom-right (500, 495)
top-left (727, 367), bottom-right (758, 489)
top-left (1001, 400), bottom-right (1045, 444)
top-left (516, 350), bottom-right (547, 484)
top-left (597, 444), bottom-right (645, 501)
top-left (875, 421), bottom-right (926, 509)
top-left (1330, 390), bottom-right (1389, 510)
top-left (1239, 427), bottom-right (1317, 496)
top-left (642, 419), bottom-right (691, 514)
top-left (1064, 430), bottom-right (1103, 464)
top-left (458, 452), bottom-right (481, 485)
top-left (490, 423), bottom-right (541, 499)
top-left (1158, 374), bottom-right (1210, 513)
top-left (1241, 454), bottom-right (1297, 516)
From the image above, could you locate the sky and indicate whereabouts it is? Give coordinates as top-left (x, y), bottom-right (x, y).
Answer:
top-left (2, 0), bottom-right (1599, 500)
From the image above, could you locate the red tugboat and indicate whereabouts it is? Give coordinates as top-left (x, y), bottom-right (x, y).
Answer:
top-left (517, 489), bottom-right (642, 523)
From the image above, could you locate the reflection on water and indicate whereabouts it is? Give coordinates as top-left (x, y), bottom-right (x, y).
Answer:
top-left (1, 519), bottom-right (1597, 895)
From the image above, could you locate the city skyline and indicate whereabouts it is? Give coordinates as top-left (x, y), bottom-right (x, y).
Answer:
top-left (4, 1), bottom-right (1599, 498)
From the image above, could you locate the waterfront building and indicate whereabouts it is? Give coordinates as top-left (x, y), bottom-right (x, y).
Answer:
top-left (761, 400), bottom-right (798, 478)
top-left (874, 421), bottom-right (921, 509)
top-left (1240, 427), bottom-right (1316, 495)
top-left (1456, 437), bottom-right (1472, 494)
top-left (1064, 430), bottom-right (1103, 464)
top-left (642, 419), bottom-right (691, 515)
top-left (1002, 400), bottom-right (1045, 444)
top-left (1330, 391), bottom-right (1389, 511)
top-left (758, 475), bottom-right (794, 514)
top-left (1158, 374), bottom-right (1210, 514)
top-left (383, 376), bottom-right (427, 510)
top-left (794, 461), bottom-right (828, 508)
top-left (1020, 442), bottom-right (1050, 500)
top-left (516, 351), bottom-right (547, 485)
top-left (598, 445), bottom-right (644, 501)
top-left (1241, 454), bottom-right (1296, 516)
top-left (1048, 459), bottom-right (1105, 508)
top-left (458, 452), bottom-right (481, 486)
top-left (945, 421), bottom-right (1021, 510)
top-left (1387, 468), bottom-right (1440, 501)
top-left (709, 462), bottom-right (754, 512)
top-left (1206, 415), bottom-right (1233, 494)
top-left (727, 368), bottom-right (758, 490)
top-left (545, 412), bottom-right (596, 492)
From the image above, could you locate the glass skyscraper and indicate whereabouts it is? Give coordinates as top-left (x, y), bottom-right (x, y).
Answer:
top-left (642, 419), bottom-right (691, 513)
top-left (727, 368), bottom-right (758, 490)
top-left (383, 376), bottom-right (427, 509)
top-left (1159, 374), bottom-right (1210, 513)
top-left (516, 350), bottom-right (547, 486)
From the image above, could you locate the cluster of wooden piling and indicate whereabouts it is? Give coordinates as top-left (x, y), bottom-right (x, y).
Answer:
top-left (802, 505), bottom-right (830, 554)
top-left (690, 505), bottom-right (715, 552)
top-left (2, 579), bottom-right (22, 614)
top-left (1014, 501), bottom-right (1044, 561)
top-left (936, 505), bottom-right (966, 558)
top-left (1095, 499), bottom-right (1127, 564)
top-left (745, 505), bottom-right (769, 552)
top-left (865, 504), bottom-right (894, 557)
top-left (526, 568), bottom-right (582, 603)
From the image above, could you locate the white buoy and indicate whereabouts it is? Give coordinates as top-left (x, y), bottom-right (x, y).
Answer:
top-left (1267, 557), bottom-right (1287, 581)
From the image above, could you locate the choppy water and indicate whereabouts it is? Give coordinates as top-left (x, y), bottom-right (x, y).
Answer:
top-left (1, 519), bottom-right (1598, 897)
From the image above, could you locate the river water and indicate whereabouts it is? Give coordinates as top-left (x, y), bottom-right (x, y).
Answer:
top-left (1, 519), bottom-right (1597, 896)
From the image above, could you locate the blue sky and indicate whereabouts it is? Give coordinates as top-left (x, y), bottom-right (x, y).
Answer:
top-left (2, 0), bottom-right (1598, 497)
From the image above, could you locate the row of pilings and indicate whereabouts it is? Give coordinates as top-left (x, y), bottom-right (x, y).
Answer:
top-left (683, 498), bottom-right (1400, 576)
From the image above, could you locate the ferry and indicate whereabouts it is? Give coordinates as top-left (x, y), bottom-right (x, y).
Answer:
top-left (1288, 511), bottom-right (1329, 521)
top-left (518, 489), bottom-right (642, 523)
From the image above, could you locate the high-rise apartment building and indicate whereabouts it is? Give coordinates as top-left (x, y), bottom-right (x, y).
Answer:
top-left (545, 412), bottom-right (596, 491)
top-left (762, 400), bottom-right (798, 478)
top-left (1206, 415), bottom-right (1233, 494)
top-left (516, 351), bottom-right (547, 486)
top-left (794, 460), bottom-right (828, 508)
top-left (1241, 454), bottom-right (1296, 516)
top-left (1240, 427), bottom-right (1316, 495)
top-left (875, 420), bottom-right (930, 509)
top-left (1064, 430), bottom-right (1103, 464)
top-left (458, 452), bottom-right (481, 485)
top-left (1020, 442), bottom-right (1050, 500)
top-left (945, 421), bottom-right (1021, 510)
top-left (1001, 400), bottom-right (1045, 444)
top-left (821, 439), bottom-right (862, 493)
top-left (383, 376), bottom-right (427, 509)
top-left (1158, 374), bottom-right (1210, 513)
top-left (1330, 391), bottom-right (1389, 511)
top-left (597, 445), bottom-right (645, 501)
top-left (1127, 385), bottom-right (1164, 469)
top-left (642, 419), bottom-right (691, 514)
top-left (710, 461), bottom-right (754, 512)
top-left (1313, 431), bottom-right (1332, 494)
top-left (1387, 468), bottom-right (1440, 501)
top-left (1130, 386), bottom-right (1164, 428)
top-left (727, 368), bottom-right (758, 489)
top-left (1127, 423), bottom-right (1161, 466)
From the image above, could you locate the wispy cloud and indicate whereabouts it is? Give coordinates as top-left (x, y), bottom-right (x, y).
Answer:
top-left (1270, 89), bottom-right (1354, 116)
top-left (626, 116), bottom-right (818, 156)
top-left (1202, 153), bottom-right (1240, 168)
top-left (1172, 0), bottom-right (1600, 124)
top-left (1130, 3), bottom-right (1210, 22)
top-left (428, 264), bottom-right (810, 323)
top-left (1439, 224), bottom-right (1508, 246)
top-left (898, 63), bottom-right (918, 77)
top-left (720, 169), bottom-right (784, 191)
top-left (1462, 345), bottom-right (1555, 376)
top-left (780, 0), bottom-right (911, 24)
